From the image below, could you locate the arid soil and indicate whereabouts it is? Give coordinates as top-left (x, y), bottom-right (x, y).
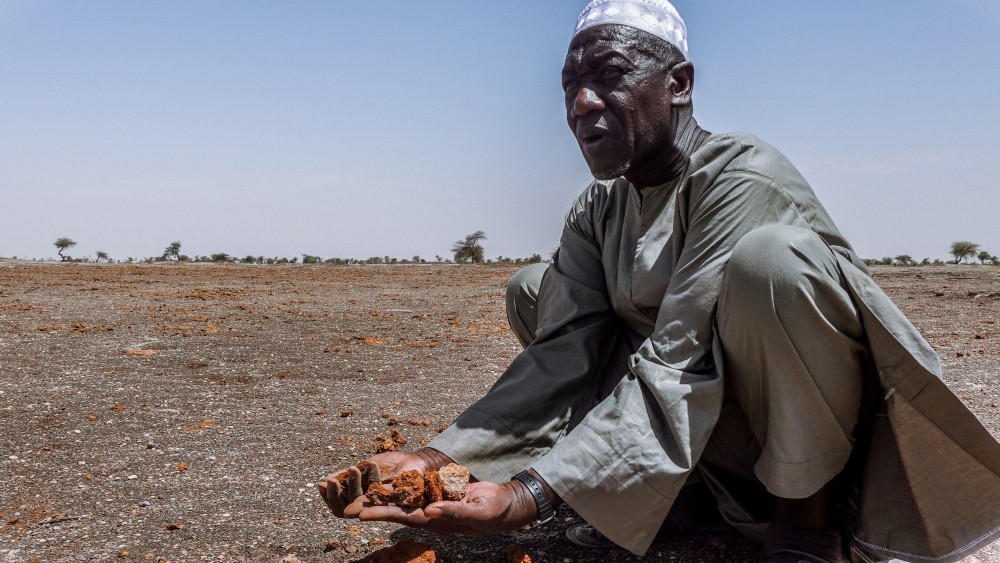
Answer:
top-left (1, 262), bottom-right (997, 563)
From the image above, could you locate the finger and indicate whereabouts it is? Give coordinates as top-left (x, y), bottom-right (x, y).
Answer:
top-left (346, 467), bottom-right (364, 501)
top-left (366, 463), bottom-right (382, 487)
top-left (318, 475), bottom-right (347, 515)
top-left (359, 505), bottom-right (431, 526)
top-left (423, 500), bottom-right (470, 521)
top-left (343, 496), bottom-right (371, 519)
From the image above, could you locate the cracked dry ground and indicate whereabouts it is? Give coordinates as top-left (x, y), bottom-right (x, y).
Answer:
top-left (0, 263), bottom-right (997, 563)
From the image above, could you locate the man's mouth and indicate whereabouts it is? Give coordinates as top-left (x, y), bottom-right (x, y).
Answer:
top-left (576, 116), bottom-right (614, 152)
top-left (581, 132), bottom-right (606, 147)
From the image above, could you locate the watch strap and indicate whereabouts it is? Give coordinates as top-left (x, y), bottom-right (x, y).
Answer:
top-left (512, 470), bottom-right (555, 524)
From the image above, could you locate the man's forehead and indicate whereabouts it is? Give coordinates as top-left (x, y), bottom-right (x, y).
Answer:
top-left (564, 26), bottom-right (644, 65)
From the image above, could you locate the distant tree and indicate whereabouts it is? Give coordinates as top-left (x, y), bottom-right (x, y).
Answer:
top-left (210, 253), bottom-right (231, 262)
top-left (95, 250), bottom-right (109, 263)
top-left (163, 241), bottom-right (182, 261)
top-left (302, 254), bottom-right (321, 264)
top-left (950, 241), bottom-right (979, 264)
top-left (920, 258), bottom-right (930, 266)
top-left (451, 231), bottom-right (487, 263)
top-left (54, 237), bottom-right (76, 261)
top-left (894, 255), bottom-right (914, 266)
top-left (977, 250), bottom-right (992, 265)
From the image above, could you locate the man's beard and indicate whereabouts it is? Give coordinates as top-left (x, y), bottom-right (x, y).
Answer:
top-left (590, 158), bottom-right (631, 181)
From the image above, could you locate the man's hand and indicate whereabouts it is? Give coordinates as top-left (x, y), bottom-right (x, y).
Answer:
top-left (357, 481), bottom-right (538, 534)
top-left (317, 448), bottom-right (454, 519)
top-left (317, 451), bottom-right (426, 518)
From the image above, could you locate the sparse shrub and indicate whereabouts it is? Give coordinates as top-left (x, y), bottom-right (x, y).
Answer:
top-left (950, 241), bottom-right (979, 264)
top-left (452, 231), bottom-right (486, 263)
top-left (163, 241), bottom-right (181, 261)
top-left (54, 237), bottom-right (76, 261)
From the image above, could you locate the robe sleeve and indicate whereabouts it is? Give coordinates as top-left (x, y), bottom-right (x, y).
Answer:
top-left (531, 168), bottom-right (813, 555)
top-left (428, 182), bottom-right (626, 483)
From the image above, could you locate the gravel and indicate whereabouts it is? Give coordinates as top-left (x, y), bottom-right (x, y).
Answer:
top-left (0, 262), bottom-right (996, 562)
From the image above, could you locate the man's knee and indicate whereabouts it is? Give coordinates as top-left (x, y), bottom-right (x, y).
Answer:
top-left (506, 263), bottom-right (547, 307)
top-left (506, 263), bottom-right (548, 347)
top-left (725, 225), bottom-right (838, 299)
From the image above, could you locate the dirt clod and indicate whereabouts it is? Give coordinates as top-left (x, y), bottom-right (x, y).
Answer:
top-left (369, 539), bottom-right (436, 563)
top-left (424, 469), bottom-right (444, 504)
top-left (506, 543), bottom-right (533, 563)
top-left (365, 482), bottom-right (393, 506)
top-left (439, 463), bottom-right (471, 501)
top-left (390, 470), bottom-right (425, 507)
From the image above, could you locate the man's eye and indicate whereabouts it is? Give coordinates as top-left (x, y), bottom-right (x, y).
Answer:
top-left (601, 67), bottom-right (624, 79)
top-left (562, 80), bottom-right (579, 92)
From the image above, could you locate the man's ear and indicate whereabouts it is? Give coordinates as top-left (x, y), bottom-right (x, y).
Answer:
top-left (668, 61), bottom-right (694, 107)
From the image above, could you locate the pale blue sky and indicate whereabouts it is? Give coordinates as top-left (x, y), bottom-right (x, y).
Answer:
top-left (2, 1), bottom-right (998, 261)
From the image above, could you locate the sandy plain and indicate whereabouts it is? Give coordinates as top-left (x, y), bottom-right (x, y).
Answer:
top-left (0, 262), bottom-right (997, 563)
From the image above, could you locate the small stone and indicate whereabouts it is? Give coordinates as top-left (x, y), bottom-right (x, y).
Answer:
top-left (369, 540), bottom-right (435, 563)
top-left (424, 470), bottom-right (444, 504)
top-left (506, 544), bottom-right (533, 563)
top-left (127, 475), bottom-right (138, 480)
top-left (278, 555), bottom-right (300, 563)
top-left (138, 501), bottom-right (150, 507)
top-left (391, 470), bottom-right (425, 507)
top-left (439, 463), bottom-right (470, 501)
top-left (366, 482), bottom-right (392, 506)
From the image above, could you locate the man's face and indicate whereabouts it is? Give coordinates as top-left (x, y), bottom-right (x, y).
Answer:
top-left (562, 26), bottom-right (676, 181)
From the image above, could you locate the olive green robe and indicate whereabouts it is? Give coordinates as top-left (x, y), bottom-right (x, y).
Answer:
top-left (429, 133), bottom-right (1000, 561)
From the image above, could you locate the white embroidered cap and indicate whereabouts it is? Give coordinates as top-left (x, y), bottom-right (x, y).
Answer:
top-left (574, 0), bottom-right (689, 60)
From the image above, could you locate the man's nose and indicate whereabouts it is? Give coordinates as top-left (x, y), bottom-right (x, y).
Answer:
top-left (572, 87), bottom-right (605, 117)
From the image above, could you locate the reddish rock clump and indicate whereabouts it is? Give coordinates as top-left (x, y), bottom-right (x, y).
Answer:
top-left (390, 470), bottom-right (425, 507)
top-left (370, 539), bottom-right (436, 563)
top-left (506, 543), bottom-right (533, 563)
top-left (424, 469), bottom-right (444, 504)
top-left (373, 429), bottom-right (407, 453)
top-left (366, 482), bottom-right (392, 506)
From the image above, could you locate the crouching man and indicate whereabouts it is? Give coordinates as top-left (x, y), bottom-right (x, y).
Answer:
top-left (320, 2), bottom-right (1000, 561)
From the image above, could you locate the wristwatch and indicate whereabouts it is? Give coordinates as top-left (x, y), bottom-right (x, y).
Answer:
top-left (512, 470), bottom-right (555, 524)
